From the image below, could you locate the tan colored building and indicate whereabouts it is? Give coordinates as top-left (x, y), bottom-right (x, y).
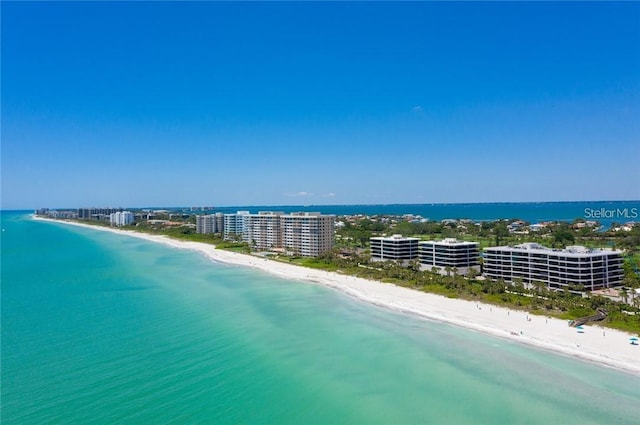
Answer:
top-left (281, 212), bottom-right (335, 257)
top-left (238, 211), bottom-right (335, 256)
top-left (244, 211), bottom-right (284, 250)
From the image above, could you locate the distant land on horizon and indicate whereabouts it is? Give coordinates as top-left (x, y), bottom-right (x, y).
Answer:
top-left (19, 200), bottom-right (640, 229)
top-left (20, 199), bottom-right (640, 211)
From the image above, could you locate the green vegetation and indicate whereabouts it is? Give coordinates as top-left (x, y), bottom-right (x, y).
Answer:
top-left (54, 213), bottom-right (640, 334)
top-left (278, 249), bottom-right (640, 334)
top-left (322, 216), bottom-right (640, 334)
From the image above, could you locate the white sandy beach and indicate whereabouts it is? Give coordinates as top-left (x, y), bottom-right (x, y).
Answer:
top-left (35, 216), bottom-right (640, 376)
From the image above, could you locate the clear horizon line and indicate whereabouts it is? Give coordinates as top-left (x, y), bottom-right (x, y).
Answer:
top-left (5, 199), bottom-right (640, 212)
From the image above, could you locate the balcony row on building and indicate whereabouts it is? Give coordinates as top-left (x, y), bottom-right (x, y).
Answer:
top-left (370, 235), bottom-right (624, 292)
top-left (196, 211), bottom-right (335, 257)
top-left (196, 213), bottom-right (225, 234)
top-left (483, 243), bottom-right (624, 292)
top-left (371, 236), bottom-right (481, 276)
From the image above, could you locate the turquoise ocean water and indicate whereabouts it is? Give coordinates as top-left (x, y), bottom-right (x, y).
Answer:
top-left (2, 211), bottom-right (639, 424)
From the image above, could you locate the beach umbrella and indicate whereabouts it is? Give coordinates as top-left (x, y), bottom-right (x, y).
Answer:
top-left (630, 337), bottom-right (638, 341)
top-left (576, 325), bottom-right (584, 330)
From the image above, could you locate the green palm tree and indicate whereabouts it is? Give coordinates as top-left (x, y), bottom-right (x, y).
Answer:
top-left (620, 288), bottom-right (629, 304)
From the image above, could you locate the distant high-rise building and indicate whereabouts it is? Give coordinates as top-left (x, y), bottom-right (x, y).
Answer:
top-left (37, 209), bottom-right (78, 219)
top-left (79, 207), bottom-right (122, 221)
top-left (109, 211), bottom-right (135, 227)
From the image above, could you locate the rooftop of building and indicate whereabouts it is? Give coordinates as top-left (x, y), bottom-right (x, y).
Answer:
top-left (419, 238), bottom-right (479, 246)
top-left (485, 243), bottom-right (622, 256)
top-left (371, 234), bottom-right (420, 241)
top-left (283, 212), bottom-right (335, 218)
top-left (223, 211), bottom-right (250, 216)
top-left (222, 211), bottom-right (334, 217)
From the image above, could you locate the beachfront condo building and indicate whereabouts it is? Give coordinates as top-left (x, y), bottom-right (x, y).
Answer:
top-left (215, 212), bottom-right (224, 234)
top-left (483, 243), bottom-right (624, 291)
top-left (223, 211), bottom-right (250, 240)
top-left (196, 215), bottom-right (212, 234)
top-left (281, 212), bottom-right (335, 257)
top-left (223, 210), bottom-right (335, 256)
top-left (370, 235), bottom-right (420, 262)
top-left (196, 214), bottom-right (223, 234)
top-left (418, 238), bottom-right (480, 276)
top-left (244, 211), bottom-right (285, 250)
top-left (109, 211), bottom-right (135, 227)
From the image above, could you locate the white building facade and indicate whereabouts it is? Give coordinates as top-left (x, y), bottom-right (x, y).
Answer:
top-left (418, 238), bottom-right (480, 275)
top-left (483, 243), bottom-right (624, 291)
top-left (223, 211), bottom-right (249, 240)
top-left (370, 234), bottom-right (420, 262)
top-left (109, 211), bottom-right (135, 227)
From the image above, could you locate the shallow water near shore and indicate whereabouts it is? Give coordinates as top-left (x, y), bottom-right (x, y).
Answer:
top-left (2, 212), bottom-right (639, 424)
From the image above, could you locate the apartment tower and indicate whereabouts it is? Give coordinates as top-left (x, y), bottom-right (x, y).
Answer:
top-left (483, 243), bottom-right (624, 291)
top-left (370, 234), bottom-right (420, 262)
top-left (418, 238), bottom-right (480, 275)
top-left (281, 212), bottom-right (335, 257)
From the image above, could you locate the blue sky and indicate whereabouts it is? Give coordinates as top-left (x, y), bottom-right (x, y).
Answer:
top-left (2, 1), bottom-right (639, 209)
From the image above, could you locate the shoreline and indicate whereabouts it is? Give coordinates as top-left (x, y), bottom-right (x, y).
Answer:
top-left (34, 216), bottom-right (640, 376)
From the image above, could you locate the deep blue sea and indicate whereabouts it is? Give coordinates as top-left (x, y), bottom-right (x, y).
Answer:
top-left (192, 200), bottom-right (639, 229)
top-left (2, 210), bottom-right (640, 424)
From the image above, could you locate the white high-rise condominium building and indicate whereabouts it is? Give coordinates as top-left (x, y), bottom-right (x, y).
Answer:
top-left (222, 210), bottom-right (335, 256)
top-left (370, 234), bottom-right (419, 262)
top-left (483, 243), bottom-right (624, 292)
top-left (223, 211), bottom-right (249, 240)
top-left (418, 238), bottom-right (480, 275)
top-left (244, 211), bottom-right (284, 250)
top-left (109, 211), bottom-right (135, 227)
top-left (281, 212), bottom-right (335, 257)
